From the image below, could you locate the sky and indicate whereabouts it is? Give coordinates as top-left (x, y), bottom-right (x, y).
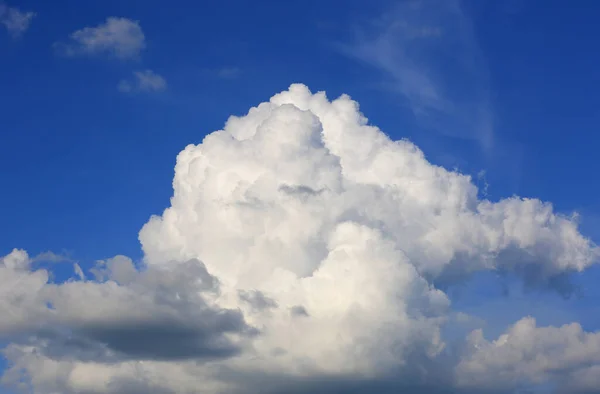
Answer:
top-left (1, 0), bottom-right (600, 393)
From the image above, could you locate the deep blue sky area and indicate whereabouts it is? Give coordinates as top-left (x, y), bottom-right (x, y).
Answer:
top-left (2, 0), bottom-right (600, 353)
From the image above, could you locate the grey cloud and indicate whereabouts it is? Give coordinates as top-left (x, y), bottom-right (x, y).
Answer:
top-left (31, 310), bottom-right (251, 363)
top-left (103, 380), bottom-right (176, 394)
top-left (432, 247), bottom-right (582, 298)
top-left (75, 315), bottom-right (248, 361)
top-left (0, 253), bottom-right (256, 364)
top-left (238, 289), bottom-right (278, 311)
top-left (90, 254), bottom-right (137, 284)
top-left (219, 366), bottom-right (503, 394)
top-left (279, 184), bottom-right (325, 199)
top-left (290, 305), bottom-right (309, 317)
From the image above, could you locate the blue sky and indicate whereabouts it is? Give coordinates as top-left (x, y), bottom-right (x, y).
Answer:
top-left (2, 0), bottom-right (600, 393)
top-left (3, 0), bottom-right (600, 260)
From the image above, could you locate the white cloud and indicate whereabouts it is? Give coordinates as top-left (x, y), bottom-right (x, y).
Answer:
top-left (118, 70), bottom-right (167, 94)
top-left (1, 85), bottom-right (598, 393)
top-left (338, 0), bottom-right (494, 151)
top-left (0, 3), bottom-right (35, 37)
top-left (56, 17), bottom-right (146, 60)
top-left (141, 84), bottom-right (596, 290)
top-left (457, 316), bottom-right (600, 393)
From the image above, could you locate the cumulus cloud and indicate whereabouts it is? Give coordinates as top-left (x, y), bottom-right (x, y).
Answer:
top-left (0, 250), bottom-right (256, 393)
top-left (118, 70), bottom-right (167, 94)
top-left (141, 84), bottom-right (596, 292)
top-left (55, 17), bottom-right (146, 59)
top-left (1, 84), bottom-right (598, 393)
top-left (0, 3), bottom-right (35, 37)
top-left (457, 316), bottom-right (600, 393)
top-left (338, 0), bottom-right (494, 151)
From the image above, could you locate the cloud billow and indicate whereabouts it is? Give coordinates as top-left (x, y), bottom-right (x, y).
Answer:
top-left (0, 253), bottom-right (255, 368)
top-left (1, 84), bottom-right (598, 393)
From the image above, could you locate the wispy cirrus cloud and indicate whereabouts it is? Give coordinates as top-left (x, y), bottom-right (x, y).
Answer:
top-left (0, 3), bottom-right (35, 38)
top-left (55, 17), bottom-right (146, 60)
top-left (338, 0), bottom-right (494, 152)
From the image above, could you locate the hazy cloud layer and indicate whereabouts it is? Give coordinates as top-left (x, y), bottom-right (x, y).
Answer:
top-left (0, 3), bottom-right (35, 37)
top-left (118, 70), bottom-right (167, 93)
top-left (1, 85), bottom-right (598, 393)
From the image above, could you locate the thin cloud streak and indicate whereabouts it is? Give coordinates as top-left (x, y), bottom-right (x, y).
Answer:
top-left (338, 0), bottom-right (494, 152)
